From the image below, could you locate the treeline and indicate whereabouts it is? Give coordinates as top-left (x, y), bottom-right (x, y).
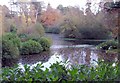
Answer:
top-left (1, 0), bottom-right (119, 40)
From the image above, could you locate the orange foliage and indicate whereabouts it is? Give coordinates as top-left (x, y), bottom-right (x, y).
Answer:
top-left (40, 5), bottom-right (61, 27)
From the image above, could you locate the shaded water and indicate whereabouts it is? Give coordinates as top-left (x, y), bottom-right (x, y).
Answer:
top-left (18, 33), bottom-right (117, 69)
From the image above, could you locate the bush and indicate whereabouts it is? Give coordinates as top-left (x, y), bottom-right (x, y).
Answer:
top-left (2, 38), bottom-right (19, 59)
top-left (21, 40), bottom-right (43, 55)
top-left (60, 23), bottom-right (81, 38)
top-left (62, 29), bottom-right (81, 38)
top-left (34, 23), bottom-right (45, 36)
top-left (97, 40), bottom-right (118, 50)
top-left (10, 24), bottom-right (17, 33)
top-left (2, 33), bottom-right (21, 49)
top-left (3, 18), bottom-right (16, 33)
top-left (35, 37), bottom-right (51, 51)
top-left (18, 33), bottom-right (30, 42)
top-left (28, 23), bottom-right (45, 38)
top-left (2, 61), bottom-right (120, 81)
top-left (18, 33), bottom-right (39, 42)
top-left (45, 27), bottom-right (60, 34)
top-left (61, 21), bottom-right (111, 39)
top-left (17, 23), bottom-right (45, 40)
top-left (78, 25), bottom-right (111, 39)
top-left (1, 33), bottom-right (20, 67)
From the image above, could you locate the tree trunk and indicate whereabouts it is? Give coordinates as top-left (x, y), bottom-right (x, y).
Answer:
top-left (35, 9), bottom-right (38, 24)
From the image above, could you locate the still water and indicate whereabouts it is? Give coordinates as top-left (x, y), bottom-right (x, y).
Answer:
top-left (18, 33), bottom-right (117, 69)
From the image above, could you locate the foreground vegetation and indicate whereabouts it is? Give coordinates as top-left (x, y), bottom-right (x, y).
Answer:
top-left (1, 60), bottom-right (120, 81)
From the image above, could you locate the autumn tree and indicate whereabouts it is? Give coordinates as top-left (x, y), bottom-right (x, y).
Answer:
top-left (10, 0), bottom-right (44, 27)
top-left (30, 1), bottom-right (45, 24)
top-left (57, 1), bottom-right (111, 39)
top-left (97, 0), bottom-right (120, 63)
top-left (0, 5), bottom-right (3, 35)
top-left (97, 0), bottom-right (120, 40)
top-left (1, 5), bottom-right (13, 33)
top-left (104, 2), bottom-right (119, 39)
top-left (40, 3), bottom-right (61, 27)
top-left (16, 0), bottom-right (30, 26)
top-left (58, 6), bottom-right (87, 38)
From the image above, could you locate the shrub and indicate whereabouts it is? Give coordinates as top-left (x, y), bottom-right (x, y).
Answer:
top-left (2, 61), bottom-right (120, 81)
top-left (1, 33), bottom-right (20, 67)
top-left (27, 23), bottom-right (45, 39)
top-left (45, 27), bottom-right (60, 34)
top-left (60, 23), bottom-right (82, 38)
top-left (97, 40), bottom-right (118, 50)
top-left (18, 33), bottom-right (39, 42)
top-left (18, 33), bottom-right (30, 42)
top-left (2, 33), bottom-right (21, 49)
top-left (21, 40), bottom-right (43, 55)
top-left (62, 29), bottom-right (81, 38)
top-left (3, 18), bottom-right (16, 33)
top-left (10, 24), bottom-right (17, 33)
top-left (33, 22), bottom-right (45, 36)
top-left (36, 37), bottom-right (51, 51)
top-left (17, 23), bottom-right (45, 40)
top-left (78, 25), bottom-right (111, 39)
top-left (2, 38), bottom-right (19, 59)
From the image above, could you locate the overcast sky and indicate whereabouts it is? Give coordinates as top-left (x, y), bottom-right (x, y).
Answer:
top-left (0, 0), bottom-right (101, 14)
top-left (0, 0), bottom-right (97, 8)
top-left (0, 0), bottom-right (117, 14)
top-left (0, 0), bottom-right (118, 8)
top-left (43, 0), bottom-right (87, 8)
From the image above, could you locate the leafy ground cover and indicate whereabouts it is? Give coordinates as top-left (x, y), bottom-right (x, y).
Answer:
top-left (1, 60), bottom-right (120, 81)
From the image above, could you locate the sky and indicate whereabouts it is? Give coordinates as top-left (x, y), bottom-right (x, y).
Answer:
top-left (0, 0), bottom-right (87, 8)
top-left (43, 0), bottom-right (87, 8)
top-left (0, 0), bottom-right (99, 13)
top-left (0, 0), bottom-right (118, 14)
top-left (0, 0), bottom-right (118, 8)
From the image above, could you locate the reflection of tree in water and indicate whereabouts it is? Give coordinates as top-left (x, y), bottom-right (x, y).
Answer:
top-left (85, 48), bottom-right (91, 65)
top-left (59, 48), bottom-right (93, 65)
top-left (20, 51), bottom-right (51, 65)
top-left (57, 47), bottom-right (118, 66)
top-left (18, 45), bottom-right (118, 66)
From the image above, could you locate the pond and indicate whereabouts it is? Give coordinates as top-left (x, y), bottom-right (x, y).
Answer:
top-left (16, 33), bottom-right (118, 69)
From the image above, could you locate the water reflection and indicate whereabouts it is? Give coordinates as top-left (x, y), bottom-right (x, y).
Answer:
top-left (19, 51), bottom-right (51, 65)
top-left (18, 44), bottom-right (117, 70)
top-left (19, 53), bottom-right (63, 70)
top-left (5, 33), bottom-right (117, 68)
top-left (18, 46), bottom-right (95, 69)
top-left (97, 50), bottom-right (118, 62)
top-left (57, 47), bottom-right (98, 66)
